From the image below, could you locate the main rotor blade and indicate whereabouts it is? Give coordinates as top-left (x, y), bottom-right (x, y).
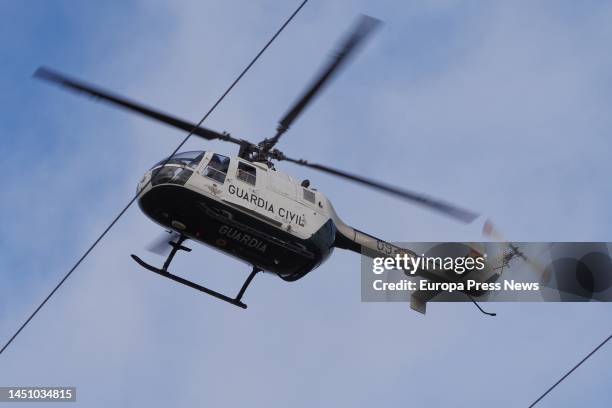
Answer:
top-left (34, 67), bottom-right (242, 145)
top-left (260, 15), bottom-right (381, 152)
top-left (278, 154), bottom-right (479, 223)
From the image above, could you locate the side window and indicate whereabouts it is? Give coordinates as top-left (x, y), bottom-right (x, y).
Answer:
top-left (303, 188), bottom-right (316, 204)
top-left (237, 162), bottom-right (257, 186)
top-left (203, 153), bottom-right (230, 183)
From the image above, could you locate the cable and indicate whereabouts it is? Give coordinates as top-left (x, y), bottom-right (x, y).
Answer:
top-left (465, 293), bottom-right (496, 317)
top-left (528, 332), bottom-right (612, 407)
top-left (0, 0), bottom-right (309, 357)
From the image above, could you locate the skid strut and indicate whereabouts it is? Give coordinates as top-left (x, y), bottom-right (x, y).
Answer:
top-left (131, 235), bottom-right (261, 309)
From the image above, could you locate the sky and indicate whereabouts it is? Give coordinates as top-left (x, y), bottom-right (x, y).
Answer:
top-left (1, 0), bottom-right (612, 406)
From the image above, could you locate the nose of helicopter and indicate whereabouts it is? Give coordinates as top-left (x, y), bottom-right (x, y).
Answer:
top-left (136, 150), bottom-right (205, 195)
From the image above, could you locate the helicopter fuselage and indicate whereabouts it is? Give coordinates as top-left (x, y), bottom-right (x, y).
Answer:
top-left (136, 151), bottom-right (336, 281)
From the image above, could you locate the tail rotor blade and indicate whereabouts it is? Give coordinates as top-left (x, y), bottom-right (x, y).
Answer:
top-left (482, 220), bottom-right (552, 280)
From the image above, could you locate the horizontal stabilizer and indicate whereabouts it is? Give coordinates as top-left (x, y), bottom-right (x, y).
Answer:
top-left (410, 288), bottom-right (443, 315)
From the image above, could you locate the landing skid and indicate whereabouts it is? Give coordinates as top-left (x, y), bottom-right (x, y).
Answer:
top-left (131, 235), bottom-right (260, 309)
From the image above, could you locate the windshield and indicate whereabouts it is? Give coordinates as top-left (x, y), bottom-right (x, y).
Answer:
top-left (150, 151), bottom-right (205, 169)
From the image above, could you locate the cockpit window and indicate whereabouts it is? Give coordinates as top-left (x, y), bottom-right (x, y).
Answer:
top-left (203, 153), bottom-right (230, 183)
top-left (151, 151), bottom-right (205, 170)
top-left (237, 162), bottom-right (257, 186)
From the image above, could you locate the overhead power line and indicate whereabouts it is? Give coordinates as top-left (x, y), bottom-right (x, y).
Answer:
top-left (529, 331), bottom-right (612, 407)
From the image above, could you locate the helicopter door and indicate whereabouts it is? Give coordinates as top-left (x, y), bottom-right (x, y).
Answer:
top-left (202, 153), bottom-right (230, 184)
top-left (236, 161), bottom-right (257, 186)
top-left (233, 161), bottom-right (259, 211)
top-left (268, 171), bottom-right (296, 198)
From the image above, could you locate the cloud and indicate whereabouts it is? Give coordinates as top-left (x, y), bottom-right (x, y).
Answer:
top-left (1, 1), bottom-right (612, 407)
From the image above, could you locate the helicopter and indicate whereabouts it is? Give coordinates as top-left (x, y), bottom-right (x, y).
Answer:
top-left (35, 15), bottom-right (494, 313)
